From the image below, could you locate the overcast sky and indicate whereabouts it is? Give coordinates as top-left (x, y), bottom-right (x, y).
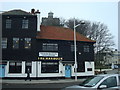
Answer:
top-left (0, 0), bottom-right (119, 50)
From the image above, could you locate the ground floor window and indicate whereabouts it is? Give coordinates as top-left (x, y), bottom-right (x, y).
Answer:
top-left (9, 62), bottom-right (22, 73)
top-left (41, 61), bottom-right (59, 73)
top-left (25, 62), bottom-right (32, 73)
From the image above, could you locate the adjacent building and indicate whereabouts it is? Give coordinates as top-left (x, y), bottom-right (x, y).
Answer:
top-left (1, 9), bottom-right (95, 78)
top-left (41, 12), bottom-right (60, 26)
top-left (112, 50), bottom-right (120, 64)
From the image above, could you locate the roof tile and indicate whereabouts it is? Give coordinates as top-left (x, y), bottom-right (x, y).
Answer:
top-left (36, 25), bottom-right (95, 42)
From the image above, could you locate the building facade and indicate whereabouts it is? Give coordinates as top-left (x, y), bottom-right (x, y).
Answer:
top-left (111, 49), bottom-right (120, 66)
top-left (1, 9), bottom-right (95, 78)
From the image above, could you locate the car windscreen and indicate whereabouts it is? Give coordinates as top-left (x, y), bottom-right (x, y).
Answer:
top-left (79, 76), bottom-right (104, 87)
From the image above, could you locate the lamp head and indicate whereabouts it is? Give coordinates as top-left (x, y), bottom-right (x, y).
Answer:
top-left (80, 20), bottom-right (85, 24)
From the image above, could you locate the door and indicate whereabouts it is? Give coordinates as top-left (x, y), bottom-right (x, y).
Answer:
top-left (0, 65), bottom-right (5, 78)
top-left (65, 65), bottom-right (71, 78)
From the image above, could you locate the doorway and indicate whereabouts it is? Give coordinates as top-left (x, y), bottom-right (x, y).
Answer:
top-left (0, 65), bottom-right (5, 78)
top-left (65, 65), bottom-right (71, 78)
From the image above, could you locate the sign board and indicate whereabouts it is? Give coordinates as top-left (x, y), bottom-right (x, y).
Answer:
top-left (38, 57), bottom-right (63, 60)
top-left (39, 52), bottom-right (58, 57)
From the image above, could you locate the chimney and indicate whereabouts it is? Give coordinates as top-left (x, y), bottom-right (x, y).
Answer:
top-left (31, 9), bottom-right (35, 14)
top-left (35, 10), bottom-right (41, 31)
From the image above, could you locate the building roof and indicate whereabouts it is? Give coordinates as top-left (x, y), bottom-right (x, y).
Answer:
top-left (2, 9), bottom-right (33, 15)
top-left (36, 25), bottom-right (96, 42)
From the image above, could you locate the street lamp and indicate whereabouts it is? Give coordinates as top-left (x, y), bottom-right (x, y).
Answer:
top-left (74, 18), bottom-right (85, 81)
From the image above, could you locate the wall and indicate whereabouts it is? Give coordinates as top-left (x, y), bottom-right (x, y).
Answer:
top-left (2, 15), bottom-right (37, 61)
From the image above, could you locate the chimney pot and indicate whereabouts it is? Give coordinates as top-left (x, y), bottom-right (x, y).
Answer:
top-left (31, 9), bottom-right (35, 14)
top-left (35, 9), bottom-right (40, 14)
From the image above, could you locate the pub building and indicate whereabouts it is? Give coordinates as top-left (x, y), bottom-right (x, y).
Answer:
top-left (1, 9), bottom-right (95, 79)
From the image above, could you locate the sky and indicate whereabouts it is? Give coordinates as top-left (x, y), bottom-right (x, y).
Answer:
top-left (0, 0), bottom-right (119, 50)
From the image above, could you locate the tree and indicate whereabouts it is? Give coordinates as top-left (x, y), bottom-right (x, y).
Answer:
top-left (59, 17), bottom-right (66, 27)
top-left (65, 18), bottom-right (91, 36)
top-left (65, 18), bottom-right (115, 52)
top-left (88, 22), bottom-right (115, 54)
top-left (64, 18), bottom-right (115, 65)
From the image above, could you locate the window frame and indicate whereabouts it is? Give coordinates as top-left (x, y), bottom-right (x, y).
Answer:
top-left (42, 43), bottom-right (58, 51)
top-left (24, 38), bottom-right (31, 49)
top-left (84, 45), bottom-right (90, 52)
top-left (41, 61), bottom-right (59, 73)
top-left (2, 38), bottom-right (7, 49)
top-left (6, 19), bottom-right (12, 29)
top-left (71, 45), bottom-right (78, 52)
top-left (9, 62), bottom-right (22, 73)
top-left (22, 19), bottom-right (29, 29)
top-left (13, 38), bottom-right (19, 49)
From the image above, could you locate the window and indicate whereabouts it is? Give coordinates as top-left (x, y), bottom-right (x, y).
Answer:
top-left (42, 43), bottom-right (58, 51)
top-left (41, 61), bottom-right (59, 73)
top-left (25, 62), bottom-right (32, 73)
top-left (79, 76), bottom-right (104, 87)
top-left (87, 68), bottom-right (92, 71)
top-left (9, 62), bottom-right (22, 73)
top-left (13, 38), bottom-right (19, 49)
top-left (2, 38), bottom-right (7, 49)
top-left (22, 20), bottom-right (28, 29)
top-left (24, 38), bottom-right (31, 49)
top-left (6, 19), bottom-right (11, 29)
top-left (71, 45), bottom-right (77, 52)
top-left (84, 45), bottom-right (89, 52)
top-left (99, 76), bottom-right (117, 88)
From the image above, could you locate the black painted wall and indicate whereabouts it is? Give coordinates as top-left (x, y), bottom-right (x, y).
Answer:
top-left (2, 15), bottom-right (37, 61)
top-left (36, 39), bottom-right (94, 62)
top-left (2, 14), bottom-right (95, 67)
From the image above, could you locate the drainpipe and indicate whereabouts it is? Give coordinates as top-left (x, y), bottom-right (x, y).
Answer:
top-left (35, 10), bottom-right (41, 31)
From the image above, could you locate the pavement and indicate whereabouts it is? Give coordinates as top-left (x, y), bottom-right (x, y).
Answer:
top-left (0, 69), bottom-right (118, 85)
top-left (0, 78), bottom-right (85, 84)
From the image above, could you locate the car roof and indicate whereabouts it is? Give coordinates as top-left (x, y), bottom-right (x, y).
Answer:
top-left (96, 74), bottom-right (120, 77)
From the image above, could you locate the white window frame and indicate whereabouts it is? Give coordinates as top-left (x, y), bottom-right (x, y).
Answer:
top-left (6, 19), bottom-right (12, 29)
top-left (22, 19), bottom-right (28, 29)
top-left (24, 38), bottom-right (31, 49)
top-left (2, 38), bottom-right (7, 49)
top-left (13, 38), bottom-right (19, 49)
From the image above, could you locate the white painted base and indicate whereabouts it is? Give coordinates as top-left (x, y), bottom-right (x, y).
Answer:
top-left (5, 61), bottom-right (94, 78)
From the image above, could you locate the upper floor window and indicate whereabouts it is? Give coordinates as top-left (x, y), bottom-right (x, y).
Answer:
top-left (2, 38), bottom-right (7, 49)
top-left (71, 45), bottom-right (77, 52)
top-left (24, 38), bottom-right (31, 49)
top-left (84, 45), bottom-right (89, 52)
top-left (42, 43), bottom-right (58, 51)
top-left (13, 38), bottom-right (19, 49)
top-left (6, 19), bottom-right (11, 29)
top-left (22, 20), bottom-right (28, 29)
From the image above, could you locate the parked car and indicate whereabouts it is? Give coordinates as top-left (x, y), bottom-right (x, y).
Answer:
top-left (62, 74), bottom-right (120, 90)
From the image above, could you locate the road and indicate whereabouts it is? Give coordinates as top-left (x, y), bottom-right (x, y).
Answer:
top-left (2, 81), bottom-right (81, 90)
top-left (1, 69), bottom-right (119, 90)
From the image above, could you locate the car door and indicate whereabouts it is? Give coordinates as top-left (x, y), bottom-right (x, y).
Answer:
top-left (98, 76), bottom-right (117, 89)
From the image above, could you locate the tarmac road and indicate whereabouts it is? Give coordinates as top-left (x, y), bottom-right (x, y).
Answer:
top-left (1, 79), bottom-right (84, 90)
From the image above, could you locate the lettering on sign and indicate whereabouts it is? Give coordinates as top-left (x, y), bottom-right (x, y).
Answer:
top-left (38, 57), bottom-right (63, 60)
top-left (39, 52), bottom-right (58, 57)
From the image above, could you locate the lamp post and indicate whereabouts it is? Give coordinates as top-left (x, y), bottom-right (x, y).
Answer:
top-left (74, 18), bottom-right (85, 81)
